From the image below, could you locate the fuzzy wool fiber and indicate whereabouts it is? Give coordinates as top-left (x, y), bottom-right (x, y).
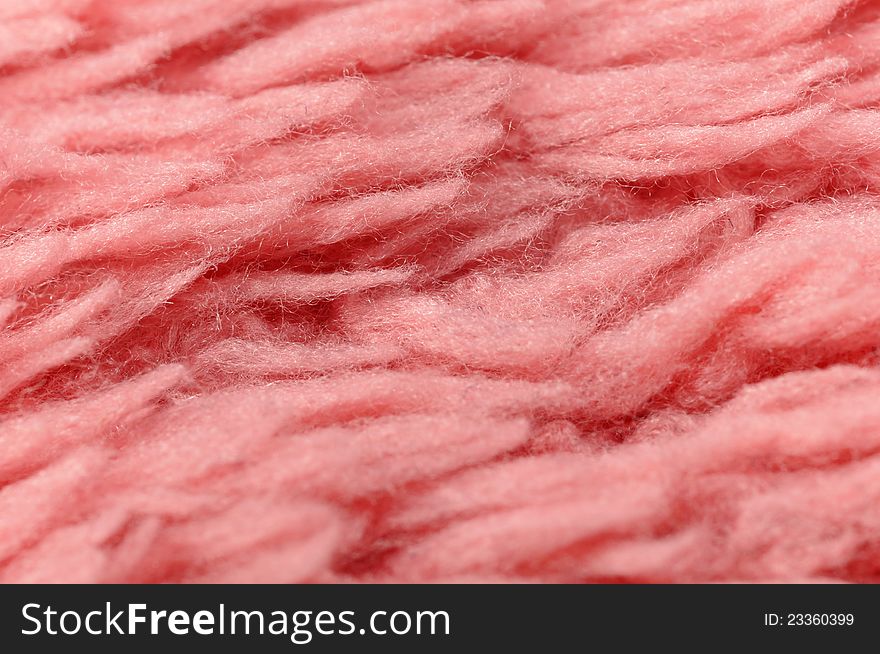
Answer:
top-left (2, 0), bottom-right (880, 583)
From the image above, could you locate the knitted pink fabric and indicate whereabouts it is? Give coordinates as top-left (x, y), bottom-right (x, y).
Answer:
top-left (2, 0), bottom-right (880, 583)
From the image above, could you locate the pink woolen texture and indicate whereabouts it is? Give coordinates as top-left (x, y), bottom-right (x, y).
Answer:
top-left (1, 0), bottom-right (880, 583)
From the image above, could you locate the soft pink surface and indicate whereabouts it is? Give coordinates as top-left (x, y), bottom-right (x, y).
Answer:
top-left (1, 0), bottom-right (880, 583)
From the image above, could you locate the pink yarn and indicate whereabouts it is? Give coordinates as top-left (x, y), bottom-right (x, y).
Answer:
top-left (2, 0), bottom-right (880, 583)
